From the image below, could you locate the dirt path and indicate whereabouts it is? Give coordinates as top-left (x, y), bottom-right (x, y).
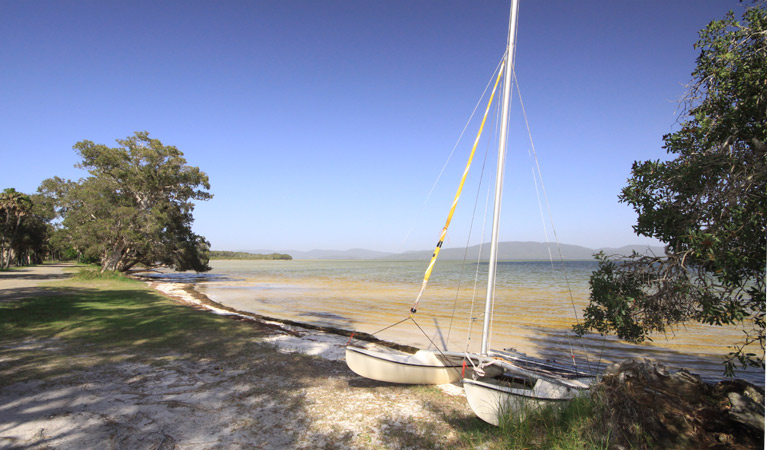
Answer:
top-left (0, 266), bottom-right (482, 449)
top-left (0, 263), bottom-right (73, 302)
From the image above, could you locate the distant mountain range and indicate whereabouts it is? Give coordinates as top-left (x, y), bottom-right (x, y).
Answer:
top-left (242, 241), bottom-right (665, 261)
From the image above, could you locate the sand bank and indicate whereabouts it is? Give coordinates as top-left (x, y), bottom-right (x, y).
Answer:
top-left (152, 280), bottom-right (354, 361)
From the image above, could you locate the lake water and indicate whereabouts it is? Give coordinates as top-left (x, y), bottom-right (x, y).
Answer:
top-left (174, 259), bottom-right (762, 386)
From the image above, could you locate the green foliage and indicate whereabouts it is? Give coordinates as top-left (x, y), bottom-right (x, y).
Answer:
top-left (0, 188), bottom-right (53, 268)
top-left (209, 251), bottom-right (293, 260)
top-left (576, 5), bottom-right (766, 374)
top-left (40, 132), bottom-right (213, 273)
top-left (575, 253), bottom-right (651, 343)
top-left (59, 247), bottom-right (80, 261)
top-left (70, 268), bottom-right (132, 281)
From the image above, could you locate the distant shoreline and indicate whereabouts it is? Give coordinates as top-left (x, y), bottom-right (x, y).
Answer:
top-left (234, 241), bottom-right (665, 261)
top-left (209, 251), bottom-right (292, 260)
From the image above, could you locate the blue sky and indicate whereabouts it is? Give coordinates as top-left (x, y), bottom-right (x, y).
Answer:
top-left (1, 1), bottom-right (743, 253)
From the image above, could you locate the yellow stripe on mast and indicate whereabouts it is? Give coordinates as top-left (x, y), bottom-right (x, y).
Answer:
top-left (410, 62), bottom-right (505, 314)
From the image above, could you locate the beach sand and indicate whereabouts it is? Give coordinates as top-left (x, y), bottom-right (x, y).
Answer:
top-left (0, 265), bottom-right (476, 449)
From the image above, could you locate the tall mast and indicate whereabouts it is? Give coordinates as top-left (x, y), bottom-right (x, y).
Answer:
top-left (481, 0), bottom-right (519, 355)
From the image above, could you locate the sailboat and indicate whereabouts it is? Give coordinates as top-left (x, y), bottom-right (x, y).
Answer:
top-left (345, 0), bottom-right (597, 424)
top-left (344, 56), bottom-right (507, 385)
top-left (344, 8), bottom-right (511, 385)
top-left (455, 0), bottom-right (596, 426)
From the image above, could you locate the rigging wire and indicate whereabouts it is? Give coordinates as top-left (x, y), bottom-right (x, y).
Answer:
top-left (513, 69), bottom-right (599, 373)
top-left (377, 58), bottom-right (504, 291)
top-left (423, 57), bottom-right (505, 204)
top-left (463, 71), bottom-right (507, 353)
top-left (364, 56), bottom-right (506, 342)
top-left (395, 56), bottom-right (506, 264)
top-left (465, 182), bottom-right (493, 352)
top-left (410, 58), bottom-right (506, 314)
top-left (530, 165), bottom-right (555, 265)
top-left (445, 86), bottom-right (498, 347)
top-left (464, 82), bottom-right (503, 352)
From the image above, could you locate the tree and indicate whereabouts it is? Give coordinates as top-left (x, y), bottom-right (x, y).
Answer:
top-left (0, 188), bottom-right (33, 268)
top-left (575, 5), bottom-right (766, 375)
top-left (35, 177), bottom-right (75, 261)
top-left (0, 188), bottom-right (52, 267)
top-left (45, 131), bottom-right (213, 272)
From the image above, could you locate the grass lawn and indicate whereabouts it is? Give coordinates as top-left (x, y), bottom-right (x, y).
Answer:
top-left (0, 271), bottom-right (273, 387)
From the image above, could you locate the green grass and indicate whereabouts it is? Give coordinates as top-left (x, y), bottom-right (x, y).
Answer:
top-left (68, 266), bottom-right (133, 281)
top-left (490, 396), bottom-right (610, 450)
top-left (0, 274), bottom-right (271, 386)
top-left (4, 279), bottom-right (218, 346)
top-left (392, 384), bottom-right (610, 449)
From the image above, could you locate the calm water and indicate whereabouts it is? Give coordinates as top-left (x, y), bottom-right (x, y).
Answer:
top-left (179, 259), bottom-right (762, 386)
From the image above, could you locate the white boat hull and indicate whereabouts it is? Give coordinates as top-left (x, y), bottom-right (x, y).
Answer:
top-left (463, 376), bottom-right (585, 426)
top-left (345, 346), bottom-right (467, 385)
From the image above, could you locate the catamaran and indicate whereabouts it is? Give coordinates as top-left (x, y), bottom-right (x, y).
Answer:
top-left (345, 0), bottom-right (597, 425)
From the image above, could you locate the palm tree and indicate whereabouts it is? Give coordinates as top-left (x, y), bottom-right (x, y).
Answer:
top-left (0, 188), bottom-right (33, 268)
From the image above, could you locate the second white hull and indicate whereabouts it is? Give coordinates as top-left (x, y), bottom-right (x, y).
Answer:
top-left (463, 376), bottom-right (585, 426)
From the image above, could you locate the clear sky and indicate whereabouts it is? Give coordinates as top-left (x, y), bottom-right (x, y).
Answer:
top-left (0, 0), bottom-right (744, 253)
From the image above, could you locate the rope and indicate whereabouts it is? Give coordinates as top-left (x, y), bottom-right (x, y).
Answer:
top-left (367, 316), bottom-right (411, 337)
top-left (409, 316), bottom-right (465, 379)
top-left (347, 317), bottom-right (411, 346)
top-left (347, 315), bottom-right (420, 351)
top-left (463, 351), bottom-right (483, 378)
top-left (409, 315), bottom-right (445, 351)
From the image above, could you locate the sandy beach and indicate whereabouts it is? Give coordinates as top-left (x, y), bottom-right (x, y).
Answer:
top-left (0, 264), bottom-right (480, 449)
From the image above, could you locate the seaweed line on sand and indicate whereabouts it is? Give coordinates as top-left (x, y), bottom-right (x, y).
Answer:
top-left (140, 276), bottom-right (423, 357)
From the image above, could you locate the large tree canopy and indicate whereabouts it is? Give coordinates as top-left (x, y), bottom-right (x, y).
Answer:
top-left (44, 132), bottom-right (212, 272)
top-left (575, 5), bottom-right (766, 375)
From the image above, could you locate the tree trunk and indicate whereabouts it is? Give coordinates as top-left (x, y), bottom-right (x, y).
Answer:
top-left (3, 248), bottom-right (15, 269)
top-left (1, 215), bottom-right (10, 269)
top-left (101, 246), bottom-right (125, 272)
top-left (3, 215), bottom-right (23, 269)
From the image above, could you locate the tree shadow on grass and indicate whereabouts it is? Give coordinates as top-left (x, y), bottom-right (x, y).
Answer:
top-left (2, 286), bottom-right (246, 344)
top-left (0, 264), bottom-right (73, 282)
top-left (0, 286), bottom-right (65, 303)
top-left (0, 285), bottom-right (277, 385)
